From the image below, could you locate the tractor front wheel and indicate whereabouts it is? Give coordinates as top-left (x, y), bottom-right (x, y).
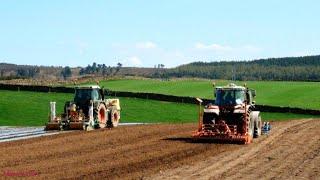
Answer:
top-left (254, 115), bottom-right (262, 138)
top-left (248, 118), bottom-right (254, 138)
top-left (245, 113), bottom-right (254, 144)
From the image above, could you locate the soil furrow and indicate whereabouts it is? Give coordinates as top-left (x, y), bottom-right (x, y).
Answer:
top-left (1, 119), bottom-right (319, 179)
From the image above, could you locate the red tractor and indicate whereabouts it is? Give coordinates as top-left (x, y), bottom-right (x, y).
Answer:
top-left (193, 83), bottom-right (262, 144)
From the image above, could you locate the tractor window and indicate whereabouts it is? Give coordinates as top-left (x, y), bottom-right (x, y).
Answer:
top-left (74, 89), bottom-right (92, 102)
top-left (91, 89), bottom-right (101, 101)
top-left (235, 90), bottom-right (245, 105)
top-left (74, 89), bottom-right (101, 102)
top-left (215, 89), bottom-right (245, 105)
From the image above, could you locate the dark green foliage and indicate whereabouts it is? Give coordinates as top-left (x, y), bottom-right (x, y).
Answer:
top-left (160, 55), bottom-right (320, 81)
top-left (61, 66), bottom-right (72, 80)
top-left (0, 63), bottom-right (62, 80)
top-left (79, 62), bottom-right (122, 76)
top-left (16, 67), bottom-right (40, 78)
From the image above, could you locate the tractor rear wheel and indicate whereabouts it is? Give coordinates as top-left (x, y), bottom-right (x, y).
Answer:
top-left (95, 103), bottom-right (107, 128)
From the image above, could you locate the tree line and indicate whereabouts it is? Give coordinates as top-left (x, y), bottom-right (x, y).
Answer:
top-left (155, 55), bottom-right (320, 81)
top-left (0, 62), bottom-right (123, 80)
top-left (1, 55), bottom-right (320, 81)
top-left (79, 62), bottom-right (122, 76)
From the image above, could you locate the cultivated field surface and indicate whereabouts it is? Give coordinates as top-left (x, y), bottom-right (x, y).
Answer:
top-left (0, 119), bottom-right (319, 179)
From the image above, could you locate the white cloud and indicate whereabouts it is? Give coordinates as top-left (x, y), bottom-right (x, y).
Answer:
top-left (123, 56), bottom-right (143, 67)
top-left (76, 40), bottom-right (89, 55)
top-left (242, 45), bottom-right (262, 53)
top-left (194, 43), bottom-right (233, 51)
top-left (110, 41), bottom-right (263, 68)
top-left (173, 51), bottom-right (184, 58)
top-left (194, 42), bottom-right (262, 54)
top-left (135, 41), bottom-right (157, 49)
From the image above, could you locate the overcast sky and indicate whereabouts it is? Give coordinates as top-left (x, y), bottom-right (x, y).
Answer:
top-left (0, 0), bottom-right (320, 67)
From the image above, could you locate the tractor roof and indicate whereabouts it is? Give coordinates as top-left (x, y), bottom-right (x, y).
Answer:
top-left (215, 83), bottom-right (246, 90)
top-left (75, 85), bottom-right (101, 89)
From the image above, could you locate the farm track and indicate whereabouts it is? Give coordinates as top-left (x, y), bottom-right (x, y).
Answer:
top-left (0, 123), bottom-right (145, 143)
top-left (0, 127), bottom-right (60, 143)
top-left (0, 119), bottom-right (319, 179)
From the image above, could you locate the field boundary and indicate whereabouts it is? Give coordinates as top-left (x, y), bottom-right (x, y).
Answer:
top-left (0, 83), bottom-right (319, 115)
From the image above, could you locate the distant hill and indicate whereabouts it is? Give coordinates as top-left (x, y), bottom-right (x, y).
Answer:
top-left (1, 55), bottom-right (320, 81)
top-left (161, 55), bottom-right (320, 81)
top-left (0, 63), bottom-right (84, 81)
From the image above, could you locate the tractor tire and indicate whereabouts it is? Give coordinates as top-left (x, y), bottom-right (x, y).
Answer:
top-left (246, 112), bottom-right (254, 143)
top-left (95, 103), bottom-right (107, 128)
top-left (248, 116), bottom-right (254, 139)
top-left (107, 109), bottom-right (120, 128)
top-left (254, 114), bottom-right (262, 138)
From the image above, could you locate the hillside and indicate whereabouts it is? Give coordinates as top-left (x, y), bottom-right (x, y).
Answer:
top-left (1, 55), bottom-right (320, 81)
top-left (0, 63), bottom-right (80, 80)
top-left (164, 55), bottom-right (320, 81)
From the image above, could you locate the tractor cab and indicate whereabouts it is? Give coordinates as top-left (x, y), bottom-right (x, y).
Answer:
top-left (74, 86), bottom-right (104, 103)
top-left (214, 83), bottom-right (255, 106)
top-left (72, 86), bottom-right (105, 116)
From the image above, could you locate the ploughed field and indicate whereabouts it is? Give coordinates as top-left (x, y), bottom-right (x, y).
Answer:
top-left (0, 119), bottom-right (319, 179)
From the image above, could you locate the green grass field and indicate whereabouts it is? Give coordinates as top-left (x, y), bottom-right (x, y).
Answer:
top-left (0, 90), bottom-right (318, 126)
top-left (94, 79), bottom-right (320, 110)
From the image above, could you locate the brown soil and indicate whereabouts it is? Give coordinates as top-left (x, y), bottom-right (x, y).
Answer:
top-left (0, 119), bottom-right (319, 180)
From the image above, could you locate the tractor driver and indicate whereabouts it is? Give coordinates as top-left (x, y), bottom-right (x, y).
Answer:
top-left (224, 91), bottom-right (234, 105)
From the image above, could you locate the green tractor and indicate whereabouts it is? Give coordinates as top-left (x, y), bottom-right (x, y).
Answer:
top-left (45, 85), bottom-right (120, 131)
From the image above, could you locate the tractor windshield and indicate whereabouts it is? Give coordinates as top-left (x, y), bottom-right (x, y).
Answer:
top-left (74, 89), bottom-right (101, 103)
top-left (215, 89), bottom-right (245, 106)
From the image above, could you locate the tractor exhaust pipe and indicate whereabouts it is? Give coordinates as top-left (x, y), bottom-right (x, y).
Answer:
top-left (50, 102), bottom-right (56, 122)
top-left (196, 98), bottom-right (203, 131)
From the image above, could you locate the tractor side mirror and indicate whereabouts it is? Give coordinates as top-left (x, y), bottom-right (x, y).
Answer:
top-left (251, 90), bottom-right (256, 97)
top-left (104, 89), bottom-right (110, 96)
